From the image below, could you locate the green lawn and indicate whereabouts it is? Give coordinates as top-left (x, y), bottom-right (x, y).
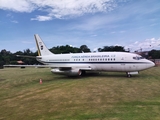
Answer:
top-left (0, 67), bottom-right (160, 120)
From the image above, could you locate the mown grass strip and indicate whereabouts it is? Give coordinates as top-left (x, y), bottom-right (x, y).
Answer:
top-left (0, 67), bottom-right (160, 120)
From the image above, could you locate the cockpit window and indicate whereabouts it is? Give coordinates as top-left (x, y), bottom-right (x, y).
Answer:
top-left (133, 56), bottom-right (144, 60)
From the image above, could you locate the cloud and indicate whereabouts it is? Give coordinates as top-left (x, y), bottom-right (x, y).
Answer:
top-left (125, 38), bottom-right (160, 51)
top-left (135, 41), bottom-right (138, 44)
top-left (30, 0), bottom-right (117, 18)
top-left (0, 0), bottom-right (124, 21)
top-left (0, 0), bottom-right (35, 12)
top-left (31, 15), bottom-right (52, 21)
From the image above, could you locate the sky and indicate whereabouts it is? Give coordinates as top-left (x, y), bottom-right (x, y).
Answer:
top-left (0, 0), bottom-right (160, 53)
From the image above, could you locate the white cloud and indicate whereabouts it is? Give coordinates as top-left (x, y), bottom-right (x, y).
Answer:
top-left (32, 0), bottom-right (119, 20)
top-left (0, 0), bottom-right (122, 21)
top-left (31, 15), bottom-right (52, 21)
top-left (0, 0), bottom-right (35, 12)
top-left (134, 41), bottom-right (138, 44)
top-left (125, 38), bottom-right (160, 52)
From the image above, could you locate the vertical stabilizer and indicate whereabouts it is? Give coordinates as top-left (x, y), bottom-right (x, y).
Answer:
top-left (34, 34), bottom-right (53, 56)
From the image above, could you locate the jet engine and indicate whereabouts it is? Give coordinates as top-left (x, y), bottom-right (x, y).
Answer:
top-left (51, 68), bottom-right (82, 76)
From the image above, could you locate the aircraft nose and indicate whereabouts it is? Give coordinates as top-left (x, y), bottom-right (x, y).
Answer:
top-left (147, 60), bottom-right (155, 68)
top-left (152, 61), bottom-right (155, 67)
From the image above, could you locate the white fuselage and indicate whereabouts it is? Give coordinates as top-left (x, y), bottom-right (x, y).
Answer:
top-left (34, 34), bottom-right (155, 76)
top-left (37, 52), bottom-right (155, 72)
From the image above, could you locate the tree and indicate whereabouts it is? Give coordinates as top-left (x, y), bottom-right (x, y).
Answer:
top-left (14, 49), bottom-right (39, 65)
top-left (80, 45), bottom-right (91, 52)
top-left (0, 49), bottom-right (12, 64)
top-left (24, 49), bottom-right (34, 55)
top-left (98, 46), bottom-right (125, 52)
top-left (148, 50), bottom-right (160, 59)
top-left (50, 45), bottom-right (81, 54)
top-left (0, 54), bottom-right (4, 68)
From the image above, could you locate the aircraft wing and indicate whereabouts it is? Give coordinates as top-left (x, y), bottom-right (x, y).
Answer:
top-left (3, 65), bottom-right (50, 68)
top-left (16, 55), bottom-right (36, 58)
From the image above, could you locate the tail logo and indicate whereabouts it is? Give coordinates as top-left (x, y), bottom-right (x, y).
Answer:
top-left (39, 42), bottom-right (43, 50)
top-left (41, 45), bottom-right (43, 50)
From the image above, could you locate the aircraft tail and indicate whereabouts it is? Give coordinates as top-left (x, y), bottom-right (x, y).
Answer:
top-left (34, 34), bottom-right (53, 56)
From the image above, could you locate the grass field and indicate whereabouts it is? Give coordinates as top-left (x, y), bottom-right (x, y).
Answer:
top-left (0, 67), bottom-right (160, 120)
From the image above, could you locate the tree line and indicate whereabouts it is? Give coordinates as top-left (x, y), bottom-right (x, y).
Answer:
top-left (0, 44), bottom-right (160, 67)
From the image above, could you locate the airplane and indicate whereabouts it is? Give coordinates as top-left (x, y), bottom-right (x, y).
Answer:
top-left (34, 34), bottom-right (155, 77)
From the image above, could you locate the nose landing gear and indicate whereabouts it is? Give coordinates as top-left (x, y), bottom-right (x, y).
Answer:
top-left (126, 71), bottom-right (139, 77)
top-left (126, 73), bottom-right (131, 78)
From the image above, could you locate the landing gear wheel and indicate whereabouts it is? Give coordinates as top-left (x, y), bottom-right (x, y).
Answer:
top-left (126, 72), bottom-right (132, 78)
top-left (78, 70), bottom-right (82, 76)
top-left (81, 70), bottom-right (86, 76)
top-left (128, 74), bottom-right (131, 78)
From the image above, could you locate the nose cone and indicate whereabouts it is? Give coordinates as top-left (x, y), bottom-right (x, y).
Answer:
top-left (147, 60), bottom-right (155, 68)
top-left (152, 61), bottom-right (155, 67)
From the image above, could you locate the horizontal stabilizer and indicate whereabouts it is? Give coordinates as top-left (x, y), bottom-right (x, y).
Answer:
top-left (16, 55), bottom-right (36, 58)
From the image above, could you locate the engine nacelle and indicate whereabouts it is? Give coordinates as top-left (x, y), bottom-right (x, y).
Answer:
top-left (51, 68), bottom-right (82, 76)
